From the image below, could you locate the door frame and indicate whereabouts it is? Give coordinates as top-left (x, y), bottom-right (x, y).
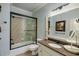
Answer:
top-left (45, 16), bottom-right (51, 39)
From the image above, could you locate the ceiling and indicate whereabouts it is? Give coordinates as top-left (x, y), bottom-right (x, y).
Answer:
top-left (12, 3), bottom-right (47, 12)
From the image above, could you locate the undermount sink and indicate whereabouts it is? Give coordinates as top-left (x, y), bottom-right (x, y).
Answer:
top-left (48, 43), bottom-right (62, 48)
top-left (63, 45), bottom-right (79, 54)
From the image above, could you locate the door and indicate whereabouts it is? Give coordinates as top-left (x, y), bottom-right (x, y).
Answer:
top-left (23, 18), bottom-right (36, 43)
top-left (11, 12), bottom-right (37, 49)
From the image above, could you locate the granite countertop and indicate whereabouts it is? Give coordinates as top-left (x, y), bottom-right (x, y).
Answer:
top-left (38, 39), bottom-right (79, 56)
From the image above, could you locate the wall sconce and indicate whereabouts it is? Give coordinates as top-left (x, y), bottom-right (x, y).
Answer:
top-left (52, 3), bottom-right (70, 11)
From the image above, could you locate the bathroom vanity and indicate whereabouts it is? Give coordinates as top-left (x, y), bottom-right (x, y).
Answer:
top-left (38, 39), bottom-right (78, 56)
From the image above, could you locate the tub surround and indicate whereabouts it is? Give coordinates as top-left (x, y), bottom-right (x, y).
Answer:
top-left (38, 39), bottom-right (79, 56)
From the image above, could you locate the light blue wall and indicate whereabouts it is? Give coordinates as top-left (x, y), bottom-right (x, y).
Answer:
top-left (33, 3), bottom-right (65, 39)
top-left (33, 3), bottom-right (79, 40)
top-left (49, 8), bottom-right (79, 39)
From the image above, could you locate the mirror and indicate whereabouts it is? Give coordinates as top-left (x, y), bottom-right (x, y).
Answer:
top-left (10, 12), bottom-right (37, 49)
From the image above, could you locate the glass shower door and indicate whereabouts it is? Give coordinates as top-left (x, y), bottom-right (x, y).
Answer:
top-left (11, 12), bottom-right (37, 49)
top-left (23, 18), bottom-right (36, 44)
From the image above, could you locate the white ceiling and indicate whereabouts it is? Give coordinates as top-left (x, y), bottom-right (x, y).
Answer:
top-left (12, 3), bottom-right (47, 12)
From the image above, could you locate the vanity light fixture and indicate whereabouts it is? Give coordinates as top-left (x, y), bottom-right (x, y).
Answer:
top-left (52, 3), bottom-right (70, 11)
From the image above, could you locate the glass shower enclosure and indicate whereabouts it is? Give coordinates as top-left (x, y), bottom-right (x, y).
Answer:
top-left (10, 12), bottom-right (37, 49)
